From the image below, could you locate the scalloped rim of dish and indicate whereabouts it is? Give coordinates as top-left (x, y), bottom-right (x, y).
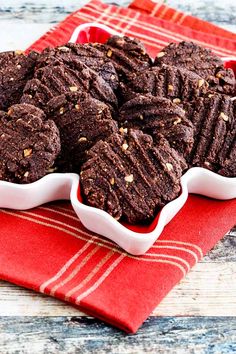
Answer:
top-left (0, 22), bottom-right (236, 255)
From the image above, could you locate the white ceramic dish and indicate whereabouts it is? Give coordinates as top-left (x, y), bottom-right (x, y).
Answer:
top-left (1, 168), bottom-right (236, 255)
top-left (0, 23), bottom-right (236, 256)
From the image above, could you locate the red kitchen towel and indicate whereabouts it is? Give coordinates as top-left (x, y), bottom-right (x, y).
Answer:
top-left (1, 0), bottom-right (236, 333)
top-left (129, 0), bottom-right (236, 41)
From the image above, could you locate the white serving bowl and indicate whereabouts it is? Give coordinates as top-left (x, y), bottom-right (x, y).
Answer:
top-left (1, 23), bottom-right (236, 255)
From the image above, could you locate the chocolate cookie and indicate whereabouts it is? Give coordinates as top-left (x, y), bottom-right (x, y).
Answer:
top-left (120, 64), bottom-right (209, 104)
top-left (93, 35), bottom-right (152, 82)
top-left (185, 93), bottom-right (236, 173)
top-left (35, 43), bottom-right (119, 91)
top-left (118, 94), bottom-right (194, 158)
top-left (47, 91), bottom-right (118, 171)
top-left (150, 116), bottom-right (194, 159)
top-left (217, 120), bottom-right (236, 177)
top-left (0, 103), bottom-right (60, 183)
top-left (209, 98), bottom-right (236, 177)
top-left (80, 129), bottom-right (186, 223)
top-left (21, 61), bottom-right (118, 111)
top-left (218, 156), bottom-right (236, 177)
top-left (154, 41), bottom-right (235, 95)
top-left (0, 50), bottom-right (38, 110)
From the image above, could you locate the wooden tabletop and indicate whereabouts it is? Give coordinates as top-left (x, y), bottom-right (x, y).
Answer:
top-left (0, 1), bottom-right (236, 353)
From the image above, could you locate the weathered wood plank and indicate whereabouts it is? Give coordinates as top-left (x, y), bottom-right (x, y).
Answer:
top-left (0, 262), bottom-right (235, 317)
top-left (0, 23), bottom-right (52, 51)
top-left (169, 0), bottom-right (236, 32)
top-left (0, 316), bottom-right (235, 353)
top-left (203, 231), bottom-right (236, 262)
top-left (0, 0), bottom-right (235, 34)
top-left (0, 0), bottom-right (131, 23)
top-left (0, 0), bottom-right (130, 51)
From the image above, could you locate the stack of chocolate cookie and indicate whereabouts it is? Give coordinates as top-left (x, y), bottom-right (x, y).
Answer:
top-left (0, 36), bottom-right (235, 224)
top-left (118, 40), bottom-right (236, 179)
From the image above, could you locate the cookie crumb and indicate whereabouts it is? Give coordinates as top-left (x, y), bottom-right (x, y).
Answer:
top-left (23, 148), bottom-right (32, 157)
top-left (58, 46), bottom-right (70, 52)
top-left (15, 50), bottom-right (24, 55)
top-left (59, 107), bottom-right (64, 115)
top-left (107, 49), bottom-right (113, 58)
top-left (122, 142), bottom-right (129, 151)
top-left (78, 137), bottom-right (87, 142)
top-left (219, 112), bottom-right (229, 121)
top-left (166, 162), bottom-right (173, 171)
top-left (69, 86), bottom-right (78, 92)
top-left (198, 79), bottom-right (205, 87)
top-left (7, 108), bottom-right (14, 116)
top-left (157, 51), bottom-right (165, 58)
top-left (173, 98), bottom-right (181, 104)
top-left (173, 118), bottom-right (182, 125)
top-left (119, 127), bottom-right (128, 134)
top-left (110, 177), bottom-right (115, 185)
top-left (124, 174), bottom-right (134, 183)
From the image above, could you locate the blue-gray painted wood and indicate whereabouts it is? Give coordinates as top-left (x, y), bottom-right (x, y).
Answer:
top-left (168, 0), bottom-right (236, 33)
top-left (0, 0), bottom-right (235, 33)
top-left (203, 231), bottom-right (236, 262)
top-left (0, 316), bottom-right (236, 353)
top-left (0, 1), bottom-right (131, 23)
